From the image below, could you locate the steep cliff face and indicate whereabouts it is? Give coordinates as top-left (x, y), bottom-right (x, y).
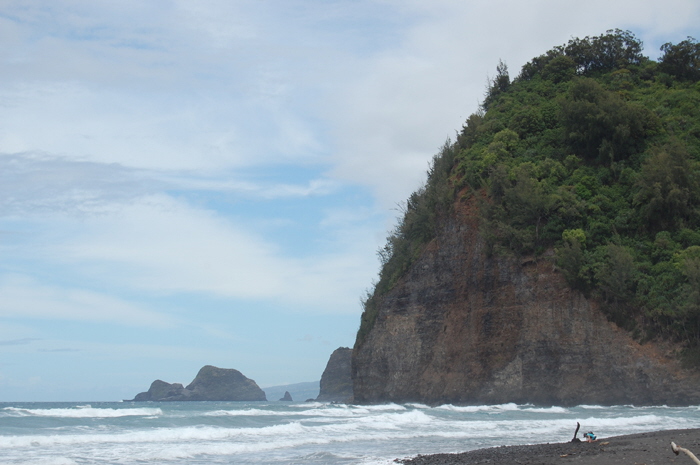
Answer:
top-left (317, 347), bottom-right (353, 402)
top-left (352, 203), bottom-right (700, 406)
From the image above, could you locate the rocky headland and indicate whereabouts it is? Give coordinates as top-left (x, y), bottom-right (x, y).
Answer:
top-left (130, 365), bottom-right (267, 401)
top-left (352, 198), bottom-right (700, 406)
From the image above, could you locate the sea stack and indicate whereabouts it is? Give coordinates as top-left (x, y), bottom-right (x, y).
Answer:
top-left (130, 365), bottom-right (267, 401)
top-left (316, 347), bottom-right (353, 403)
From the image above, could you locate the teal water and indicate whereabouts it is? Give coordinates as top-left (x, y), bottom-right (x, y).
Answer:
top-left (1, 401), bottom-right (700, 464)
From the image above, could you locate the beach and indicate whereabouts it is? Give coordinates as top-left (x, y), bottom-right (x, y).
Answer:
top-left (398, 428), bottom-right (700, 465)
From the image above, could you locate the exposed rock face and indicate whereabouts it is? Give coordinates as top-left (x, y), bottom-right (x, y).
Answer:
top-left (279, 391), bottom-right (293, 401)
top-left (352, 202), bottom-right (700, 406)
top-left (130, 365), bottom-right (267, 401)
top-left (316, 347), bottom-right (353, 402)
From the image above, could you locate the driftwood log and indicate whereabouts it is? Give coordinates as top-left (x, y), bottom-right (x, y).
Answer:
top-left (672, 442), bottom-right (700, 465)
top-left (571, 422), bottom-right (581, 443)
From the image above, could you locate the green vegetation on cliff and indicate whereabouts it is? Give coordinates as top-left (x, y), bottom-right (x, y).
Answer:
top-left (356, 30), bottom-right (700, 360)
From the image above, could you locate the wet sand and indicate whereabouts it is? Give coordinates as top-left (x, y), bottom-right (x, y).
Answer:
top-left (397, 428), bottom-right (700, 465)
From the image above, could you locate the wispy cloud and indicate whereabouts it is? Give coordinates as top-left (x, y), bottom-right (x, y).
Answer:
top-left (46, 194), bottom-right (376, 312)
top-left (38, 348), bottom-right (82, 353)
top-left (0, 274), bottom-right (177, 327)
top-left (0, 337), bottom-right (40, 346)
top-left (0, 152), bottom-right (341, 217)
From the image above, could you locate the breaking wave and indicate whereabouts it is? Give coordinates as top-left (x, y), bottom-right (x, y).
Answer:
top-left (2, 406), bottom-right (163, 418)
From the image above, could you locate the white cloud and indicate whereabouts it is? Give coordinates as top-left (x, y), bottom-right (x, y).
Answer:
top-left (1, 1), bottom-right (698, 211)
top-left (0, 1), bottom-right (328, 172)
top-left (324, 0), bottom-right (700, 208)
top-left (0, 152), bottom-right (160, 216)
top-left (0, 152), bottom-right (347, 221)
top-left (0, 82), bottom-right (249, 171)
top-left (49, 194), bottom-right (375, 313)
top-left (0, 274), bottom-right (175, 327)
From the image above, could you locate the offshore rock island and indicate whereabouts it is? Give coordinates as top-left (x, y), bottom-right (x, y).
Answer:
top-left (130, 365), bottom-right (267, 401)
top-left (351, 30), bottom-right (700, 406)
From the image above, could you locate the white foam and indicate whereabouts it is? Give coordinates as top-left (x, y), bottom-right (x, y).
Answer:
top-left (360, 403), bottom-right (407, 411)
top-left (204, 408), bottom-right (279, 417)
top-left (2, 406), bottom-right (163, 418)
top-left (205, 405), bottom-right (373, 418)
top-left (291, 401), bottom-right (325, 408)
top-left (436, 403), bottom-right (520, 413)
top-left (581, 414), bottom-right (667, 428)
top-left (6, 457), bottom-right (78, 465)
top-left (522, 406), bottom-right (569, 413)
top-left (406, 403), bottom-right (432, 409)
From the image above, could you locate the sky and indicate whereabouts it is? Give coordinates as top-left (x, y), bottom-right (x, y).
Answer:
top-left (0, 1), bottom-right (699, 402)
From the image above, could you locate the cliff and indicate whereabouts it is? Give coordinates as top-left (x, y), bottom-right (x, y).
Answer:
top-left (352, 199), bottom-right (700, 406)
top-left (316, 347), bottom-right (353, 402)
top-left (130, 365), bottom-right (267, 401)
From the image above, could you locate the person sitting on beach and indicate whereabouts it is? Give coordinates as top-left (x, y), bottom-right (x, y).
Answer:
top-left (583, 432), bottom-right (597, 443)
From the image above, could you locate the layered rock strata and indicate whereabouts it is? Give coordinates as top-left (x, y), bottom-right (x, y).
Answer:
top-left (352, 202), bottom-right (700, 406)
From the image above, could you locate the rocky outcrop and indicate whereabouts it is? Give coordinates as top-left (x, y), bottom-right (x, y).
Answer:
top-left (352, 199), bottom-right (700, 406)
top-left (130, 365), bottom-right (267, 401)
top-left (279, 391), bottom-right (293, 401)
top-left (132, 380), bottom-right (187, 401)
top-left (316, 347), bottom-right (353, 402)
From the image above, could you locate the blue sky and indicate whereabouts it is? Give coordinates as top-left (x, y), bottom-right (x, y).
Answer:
top-left (1, 0), bottom-right (699, 401)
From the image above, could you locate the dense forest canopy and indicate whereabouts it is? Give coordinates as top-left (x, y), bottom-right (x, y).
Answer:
top-left (356, 30), bottom-right (700, 364)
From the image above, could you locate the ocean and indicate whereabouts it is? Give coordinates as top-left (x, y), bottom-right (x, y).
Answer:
top-left (2, 401), bottom-right (700, 464)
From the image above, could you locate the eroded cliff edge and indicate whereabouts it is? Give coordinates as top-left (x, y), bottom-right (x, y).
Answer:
top-left (352, 200), bottom-right (700, 406)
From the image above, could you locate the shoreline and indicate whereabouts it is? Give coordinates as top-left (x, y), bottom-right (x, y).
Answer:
top-left (397, 428), bottom-right (700, 465)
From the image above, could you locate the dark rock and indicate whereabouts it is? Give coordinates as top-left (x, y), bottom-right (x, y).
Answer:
top-left (316, 347), bottom-right (353, 402)
top-left (129, 365), bottom-right (267, 401)
top-left (132, 380), bottom-right (187, 401)
top-left (279, 391), bottom-right (293, 401)
top-left (352, 197), bottom-right (700, 406)
top-left (185, 365), bottom-right (266, 401)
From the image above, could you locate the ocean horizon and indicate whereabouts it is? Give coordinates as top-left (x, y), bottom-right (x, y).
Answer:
top-left (2, 401), bottom-right (700, 464)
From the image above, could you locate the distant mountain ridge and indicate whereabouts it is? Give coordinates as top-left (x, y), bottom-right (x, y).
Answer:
top-left (262, 381), bottom-right (319, 402)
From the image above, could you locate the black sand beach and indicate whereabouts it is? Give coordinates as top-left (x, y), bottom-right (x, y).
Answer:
top-left (397, 429), bottom-right (700, 465)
